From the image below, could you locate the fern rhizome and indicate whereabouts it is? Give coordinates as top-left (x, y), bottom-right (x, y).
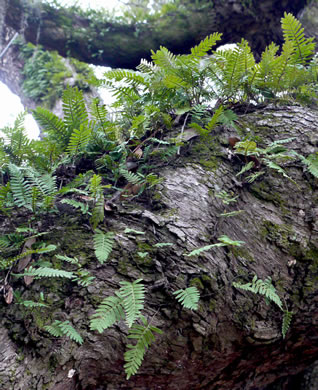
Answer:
top-left (0, 12), bottom-right (315, 378)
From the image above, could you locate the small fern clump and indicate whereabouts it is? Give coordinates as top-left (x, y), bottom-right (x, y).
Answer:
top-left (44, 320), bottom-right (83, 345)
top-left (173, 287), bottom-right (200, 310)
top-left (233, 275), bottom-right (293, 338)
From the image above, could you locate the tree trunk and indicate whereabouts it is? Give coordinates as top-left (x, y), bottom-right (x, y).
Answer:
top-left (0, 103), bottom-right (318, 389)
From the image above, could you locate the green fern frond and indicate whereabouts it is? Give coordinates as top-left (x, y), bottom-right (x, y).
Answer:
top-left (55, 254), bottom-right (79, 265)
top-left (120, 166), bottom-right (145, 185)
top-left (173, 287), bottom-right (200, 310)
top-left (124, 228), bottom-right (145, 235)
top-left (89, 174), bottom-right (103, 200)
top-left (301, 153), bottom-right (318, 178)
top-left (93, 229), bottom-right (114, 264)
top-left (16, 266), bottom-right (74, 279)
top-left (44, 320), bottom-right (83, 344)
top-left (281, 12), bottom-right (315, 65)
top-left (190, 33), bottom-right (222, 59)
top-left (282, 310), bottom-right (293, 338)
top-left (33, 106), bottom-right (67, 146)
top-left (119, 279), bottom-right (145, 328)
top-left (185, 243), bottom-right (224, 257)
top-left (62, 86), bottom-right (88, 133)
top-left (90, 197), bottom-right (105, 229)
top-left (233, 275), bottom-right (283, 309)
top-left (153, 242), bottom-right (173, 248)
top-left (124, 315), bottom-right (162, 379)
top-left (8, 164), bottom-right (32, 208)
top-left (151, 46), bottom-right (177, 70)
top-left (66, 124), bottom-right (92, 156)
top-left (205, 106), bottom-right (224, 133)
top-left (90, 294), bottom-right (124, 333)
top-left (60, 198), bottom-right (89, 214)
top-left (73, 269), bottom-right (95, 287)
top-left (17, 300), bottom-right (47, 308)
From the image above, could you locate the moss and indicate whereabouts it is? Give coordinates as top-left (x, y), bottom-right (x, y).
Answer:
top-left (190, 277), bottom-right (204, 290)
top-left (190, 137), bottom-right (221, 171)
top-left (260, 220), bottom-right (295, 252)
top-left (231, 246), bottom-right (255, 262)
top-left (251, 181), bottom-right (288, 213)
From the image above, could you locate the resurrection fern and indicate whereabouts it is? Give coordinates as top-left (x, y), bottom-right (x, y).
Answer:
top-left (173, 287), bottom-right (200, 310)
top-left (8, 164), bottom-right (32, 208)
top-left (93, 229), bottom-right (114, 263)
top-left (119, 279), bottom-right (145, 327)
top-left (14, 266), bottom-right (74, 279)
top-left (67, 124), bottom-right (92, 156)
top-left (90, 294), bottom-right (125, 333)
top-left (44, 320), bottom-right (83, 345)
top-left (61, 198), bottom-right (89, 214)
top-left (124, 315), bottom-right (162, 379)
top-left (282, 310), bottom-right (293, 338)
top-left (90, 197), bottom-right (105, 229)
top-left (233, 275), bottom-right (283, 310)
top-left (300, 153), bottom-right (318, 178)
top-left (281, 12), bottom-right (315, 65)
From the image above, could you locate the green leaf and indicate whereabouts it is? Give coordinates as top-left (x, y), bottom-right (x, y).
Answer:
top-left (93, 230), bottom-right (114, 264)
top-left (90, 294), bottom-right (124, 333)
top-left (119, 279), bottom-right (145, 328)
top-left (173, 287), bottom-right (200, 310)
top-left (124, 316), bottom-right (162, 379)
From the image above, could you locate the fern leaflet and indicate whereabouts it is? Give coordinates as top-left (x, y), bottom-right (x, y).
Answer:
top-left (93, 229), bottom-right (114, 264)
top-left (44, 320), bottom-right (83, 345)
top-left (173, 287), bottom-right (200, 310)
top-left (90, 294), bottom-right (124, 333)
top-left (119, 279), bottom-right (145, 328)
top-left (124, 315), bottom-right (162, 379)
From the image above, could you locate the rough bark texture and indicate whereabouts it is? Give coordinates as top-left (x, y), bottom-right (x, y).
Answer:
top-left (0, 104), bottom-right (318, 389)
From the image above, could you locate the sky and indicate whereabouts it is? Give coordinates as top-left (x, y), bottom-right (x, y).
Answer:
top-left (0, 0), bottom-right (120, 139)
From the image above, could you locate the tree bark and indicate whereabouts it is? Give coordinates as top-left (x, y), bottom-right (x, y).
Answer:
top-left (0, 103), bottom-right (318, 389)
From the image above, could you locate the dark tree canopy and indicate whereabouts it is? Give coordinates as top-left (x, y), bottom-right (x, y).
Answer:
top-left (2, 0), bottom-right (312, 69)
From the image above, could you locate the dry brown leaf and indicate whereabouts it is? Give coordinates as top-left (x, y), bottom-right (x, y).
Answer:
top-left (104, 203), bottom-right (112, 212)
top-left (119, 183), bottom-right (143, 201)
top-left (24, 265), bottom-right (34, 286)
top-left (79, 195), bottom-right (93, 201)
top-left (133, 147), bottom-right (143, 159)
top-left (17, 237), bottom-right (36, 272)
top-left (4, 285), bottom-right (13, 304)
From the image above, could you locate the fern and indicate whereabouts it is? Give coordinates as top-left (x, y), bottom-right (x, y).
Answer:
top-left (173, 287), bottom-right (200, 310)
top-left (124, 228), bottom-right (145, 235)
top-left (67, 124), bottom-right (92, 156)
top-left (60, 198), bottom-right (89, 214)
top-left (90, 197), bottom-right (105, 229)
top-left (124, 315), bottom-right (162, 379)
top-left (281, 12), bottom-right (315, 65)
top-left (119, 279), bottom-right (145, 327)
top-left (93, 229), bottom-right (114, 264)
top-left (17, 300), bottom-right (47, 308)
top-left (218, 235), bottom-right (245, 246)
top-left (301, 153), bottom-right (318, 178)
top-left (185, 243), bottom-right (224, 257)
top-left (90, 294), bottom-right (125, 333)
top-left (120, 166), bottom-right (145, 186)
top-left (15, 266), bottom-right (74, 279)
top-left (33, 107), bottom-right (67, 146)
top-left (44, 320), bottom-right (83, 345)
top-left (190, 33), bottom-right (222, 59)
top-left (233, 275), bottom-right (283, 310)
top-left (8, 164), bottom-right (32, 208)
top-left (282, 310), bottom-right (293, 338)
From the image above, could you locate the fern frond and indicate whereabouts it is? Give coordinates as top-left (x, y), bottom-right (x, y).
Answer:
top-left (93, 229), bottom-right (114, 264)
top-left (8, 164), bottom-right (32, 208)
top-left (281, 12), bottom-right (315, 65)
top-left (17, 300), bottom-right (47, 308)
top-left (124, 315), bottom-right (162, 379)
top-left (55, 254), bottom-right (79, 265)
top-left (119, 279), bottom-right (145, 328)
top-left (173, 287), bottom-right (200, 310)
top-left (124, 228), bottom-right (145, 235)
top-left (185, 243), bottom-right (224, 257)
top-left (120, 166), bottom-right (145, 185)
top-left (90, 197), bottom-right (105, 229)
top-left (90, 294), bottom-right (124, 333)
top-left (301, 153), bottom-right (318, 178)
top-left (151, 46), bottom-right (177, 70)
top-left (62, 86), bottom-right (88, 133)
top-left (44, 320), bottom-right (83, 344)
top-left (16, 266), bottom-right (74, 279)
top-left (66, 124), bottom-right (92, 156)
top-left (190, 33), bottom-right (222, 59)
top-left (60, 198), bottom-right (89, 214)
top-left (32, 106), bottom-right (67, 146)
top-left (233, 275), bottom-right (283, 309)
top-left (282, 310), bottom-right (293, 338)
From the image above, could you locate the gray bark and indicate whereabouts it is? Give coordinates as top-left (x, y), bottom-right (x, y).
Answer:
top-left (0, 104), bottom-right (318, 389)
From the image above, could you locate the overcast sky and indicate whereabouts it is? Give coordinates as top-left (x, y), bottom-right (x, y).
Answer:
top-left (0, 0), bottom-right (120, 139)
